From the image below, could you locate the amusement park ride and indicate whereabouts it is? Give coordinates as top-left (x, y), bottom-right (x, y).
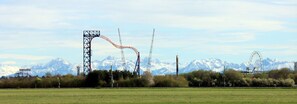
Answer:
top-left (243, 51), bottom-right (264, 74)
top-left (82, 29), bottom-right (265, 76)
top-left (83, 30), bottom-right (140, 76)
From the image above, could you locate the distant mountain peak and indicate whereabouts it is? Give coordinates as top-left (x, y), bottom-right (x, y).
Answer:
top-left (0, 57), bottom-right (294, 77)
top-left (103, 56), bottom-right (116, 61)
top-left (47, 58), bottom-right (70, 66)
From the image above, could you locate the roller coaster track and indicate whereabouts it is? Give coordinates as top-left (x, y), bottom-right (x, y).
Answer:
top-left (100, 35), bottom-right (139, 55)
top-left (99, 35), bottom-right (140, 75)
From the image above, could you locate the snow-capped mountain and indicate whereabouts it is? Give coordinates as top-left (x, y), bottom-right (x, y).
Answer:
top-left (0, 57), bottom-right (295, 77)
top-left (0, 64), bottom-right (19, 77)
top-left (181, 58), bottom-right (294, 73)
top-left (261, 58), bottom-right (294, 71)
top-left (29, 58), bottom-right (75, 76)
top-left (91, 56), bottom-right (176, 75)
top-left (181, 59), bottom-right (226, 73)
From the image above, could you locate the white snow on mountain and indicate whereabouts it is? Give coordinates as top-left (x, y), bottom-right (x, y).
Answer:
top-left (0, 56), bottom-right (295, 77)
top-left (0, 64), bottom-right (19, 77)
top-left (181, 59), bottom-right (226, 73)
top-left (29, 58), bottom-right (75, 76)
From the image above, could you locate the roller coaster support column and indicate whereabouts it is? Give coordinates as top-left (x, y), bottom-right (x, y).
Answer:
top-left (137, 52), bottom-right (140, 76)
top-left (83, 30), bottom-right (100, 75)
top-left (134, 52), bottom-right (141, 77)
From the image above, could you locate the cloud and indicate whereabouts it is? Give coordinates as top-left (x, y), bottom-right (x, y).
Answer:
top-left (138, 15), bottom-right (285, 31)
top-left (214, 32), bottom-right (256, 43)
top-left (1, 0), bottom-right (295, 32)
top-left (0, 5), bottom-right (74, 30)
top-left (96, 0), bottom-right (295, 32)
top-left (0, 0), bottom-right (295, 64)
top-left (0, 54), bottom-right (52, 61)
top-left (0, 61), bottom-right (17, 65)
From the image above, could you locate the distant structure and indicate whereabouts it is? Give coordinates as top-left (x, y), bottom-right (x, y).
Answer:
top-left (83, 30), bottom-right (100, 74)
top-left (83, 30), bottom-right (140, 76)
top-left (147, 29), bottom-right (155, 72)
top-left (118, 28), bottom-right (126, 70)
top-left (294, 62), bottom-right (297, 71)
top-left (76, 66), bottom-right (80, 76)
top-left (246, 51), bottom-right (263, 73)
top-left (15, 68), bottom-right (31, 77)
top-left (176, 55), bottom-right (179, 77)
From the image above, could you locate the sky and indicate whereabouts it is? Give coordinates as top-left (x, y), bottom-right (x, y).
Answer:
top-left (0, 0), bottom-right (296, 66)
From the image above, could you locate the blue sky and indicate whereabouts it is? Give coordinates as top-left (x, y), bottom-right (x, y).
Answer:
top-left (0, 0), bottom-right (296, 66)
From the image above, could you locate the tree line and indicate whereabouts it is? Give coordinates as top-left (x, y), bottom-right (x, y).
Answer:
top-left (0, 68), bottom-right (296, 88)
top-left (185, 68), bottom-right (296, 87)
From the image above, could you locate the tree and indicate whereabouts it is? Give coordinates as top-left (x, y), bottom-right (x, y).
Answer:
top-left (142, 71), bottom-right (154, 86)
top-left (45, 72), bottom-right (52, 78)
top-left (293, 73), bottom-right (297, 84)
top-left (224, 69), bottom-right (243, 86)
top-left (268, 68), bottom-right (291, 79)
top-left (268, 70), bottom-right (279, 79)
top-left (278, 68), bottom-right (291, 79)
top-left (85, 71), bottom-right (100, 87)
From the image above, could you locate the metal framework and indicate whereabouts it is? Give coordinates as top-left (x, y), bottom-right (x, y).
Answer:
top-left (118, 28), bottom-right (126, 70)
top-left (15, 69), bottom-right (31, 77)
top-left (147, 29), bottom-right (155, 72)
top-left (176, 55), bottom-right (179, 77)
top-left (247, 51), bottom-right (263, 73)
top-left (83, 30), bottom-right (100, 74)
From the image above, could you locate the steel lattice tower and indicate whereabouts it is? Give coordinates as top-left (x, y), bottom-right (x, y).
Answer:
top-left (83, 30), bottom-right (100, 75)
top-left (147, 29), bottom-right (155, 72)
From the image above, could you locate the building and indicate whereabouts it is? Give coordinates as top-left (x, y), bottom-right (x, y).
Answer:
top-left (294, 62), bottom-right (297, 71)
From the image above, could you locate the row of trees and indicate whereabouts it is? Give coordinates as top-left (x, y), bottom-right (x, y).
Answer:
top-left (185, 68), bottom-right (296, 87)
top-left (0, 74), bottom-right (84, 88)
top-left (0, 68), bottom-right (296, 88)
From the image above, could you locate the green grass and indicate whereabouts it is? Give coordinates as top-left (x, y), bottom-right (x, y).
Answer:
top-left (0, 88), bottom-right (296, 104)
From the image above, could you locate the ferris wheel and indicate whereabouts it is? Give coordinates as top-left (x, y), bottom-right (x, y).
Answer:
top-left (247, 51), bottom-right (263, 73)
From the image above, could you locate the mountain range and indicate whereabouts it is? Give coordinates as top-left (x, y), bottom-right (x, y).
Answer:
top-left (0, 56), bottom-right (295, 77)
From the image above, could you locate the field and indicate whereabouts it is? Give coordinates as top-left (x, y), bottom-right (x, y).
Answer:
top-left (0, 88), bottom-right (296, 104)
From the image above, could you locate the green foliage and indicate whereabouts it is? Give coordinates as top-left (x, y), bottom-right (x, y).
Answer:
top-left (185, 68), bottom-right (296, 87)
top-left (186, 70), bottom-right (221, 87)
top-left (253, 73), bottom-right (268, 79)
top-left (224, 69), bottom-right (243, 86)
top-left (60, 74), bottom-right (84, 87)
top-left (153, 75), bottom-right (188, 87)
top-left (0, 67), bottom-right (296, 88)
top-left (142, 71), bottom-right (154, 86)
top-left (85, 70), bottom-right (101, 87)
top-left (268, 68), bottom-right (292, 79)
top-left (116, 77), bottom-right (149, 87)
top-left (293, 73), bottom-right (297, 84)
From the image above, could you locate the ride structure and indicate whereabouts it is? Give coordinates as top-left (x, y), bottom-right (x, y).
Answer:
top-left (117, 28), bottom-right (126, 70)
top-left (246, 51), bottom-right (263, 73)
top-left (83, 30), bottom-right (100, 75)
top-left (83, 30), bottom-right (140, 76)
top-left (147, 29), bottom-right (155, 72)
top-left (99, 35), bottom-right (140, 76)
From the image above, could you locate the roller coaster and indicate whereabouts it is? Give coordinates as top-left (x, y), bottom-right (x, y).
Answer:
top-left (83, 30), bottom-right (140, 76)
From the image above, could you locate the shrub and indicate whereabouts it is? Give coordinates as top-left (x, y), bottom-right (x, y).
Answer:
top-left (293, 73), bottom-right (297, 84)
top-left (142, 71), bottom-right (154, 86)
top-left (153, 75), bottom-right (188, 87)
top-left (279, 79), bottom-right (294, 87)
top-left (186, 70), bottom-right (221, 87)
top-left (85, 70), bottom-right (104, 87)
top-left (116, 77), bottom-right (149, 87)
top-left (268, 68), bottom-right (292, 79)
top-left (224, 69), bottom-right (243, 87)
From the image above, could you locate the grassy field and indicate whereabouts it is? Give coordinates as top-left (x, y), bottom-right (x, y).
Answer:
top-left (0, 88), bottom-right (296, 104)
